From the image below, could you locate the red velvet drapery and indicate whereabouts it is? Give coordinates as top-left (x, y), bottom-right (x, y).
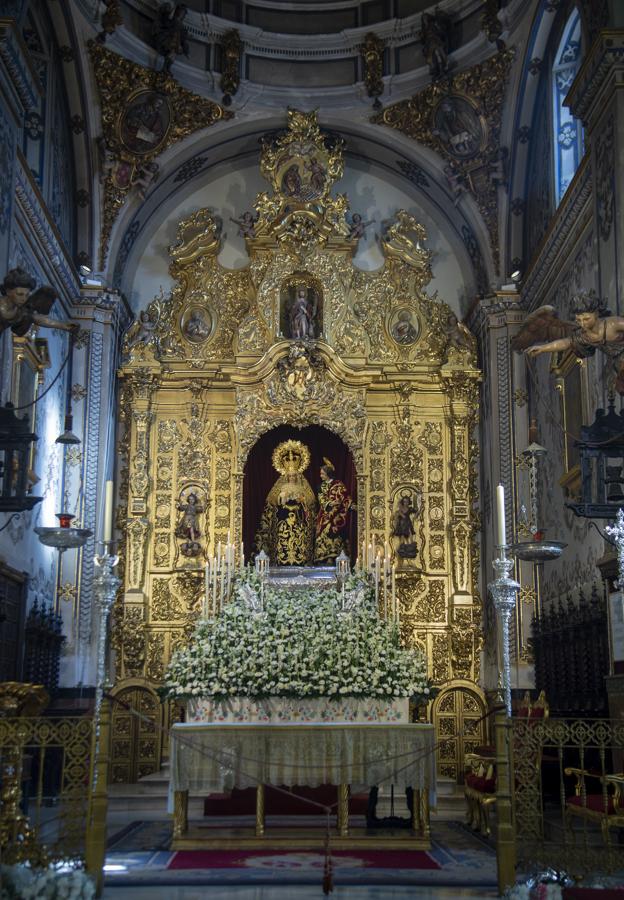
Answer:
top-left (242, 424), bottom-right (357, 564)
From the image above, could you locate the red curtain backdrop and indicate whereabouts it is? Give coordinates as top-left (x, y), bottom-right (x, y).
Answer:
top-left (242, 424), bottom-right (357, 564)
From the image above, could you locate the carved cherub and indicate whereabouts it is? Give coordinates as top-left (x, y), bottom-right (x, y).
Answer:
top-left (133, 161), bottom-right (159, 198)
top-left (512, 291), bottom-right (624, 394)
top-left (446, 312), bottom-right (476, 354)
top-left (230, 210), bottom-right (258, 238)
top-left (347, 212), bottom-right (374, 240)
top-left (97, 136), bottom-right (115, 182)
top-left (443, 164), bottom-right (467, 204)
top-left (123, 309), bottom-right (158, 352)
top-left (0, 268), bottom-right (76, 337)
top-left (152, 2), bottom-right (189, 74)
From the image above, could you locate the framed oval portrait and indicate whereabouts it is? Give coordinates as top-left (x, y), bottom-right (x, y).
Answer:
top-left (432, 94), bottom-right (486, 160)
top-left (119, 90), bottom-right (171, 156)
top-left (180, 306), bottom-right (213, 344)
top-left (389, 307), bottom-right (420, 347)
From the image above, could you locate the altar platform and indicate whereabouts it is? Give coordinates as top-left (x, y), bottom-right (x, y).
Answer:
top-left (170, 722), bottom-right (436, 851)
top-left (266, 565), bottom-right (336, 588)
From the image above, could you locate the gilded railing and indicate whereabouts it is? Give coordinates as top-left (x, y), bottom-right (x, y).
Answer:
top-left (496, 714), bottom-right (624, 889)
top-left (0, 690), bottom-right (110, 895)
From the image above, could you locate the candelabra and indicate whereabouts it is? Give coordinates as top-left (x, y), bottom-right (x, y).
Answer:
top-left (92, 544), bottom-right (120, 784)
top-left (489, 545), bottom-right (520, 717)
top-left (204, 537), bottom-right (243, 617)
top-left (606, 507), bottom-right (624, 589)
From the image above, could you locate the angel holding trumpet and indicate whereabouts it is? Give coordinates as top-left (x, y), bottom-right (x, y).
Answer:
top-left (511, 291), bottom-right (624, 394)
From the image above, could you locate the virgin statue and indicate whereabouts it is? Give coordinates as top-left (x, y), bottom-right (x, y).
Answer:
top-left (254, 440), bottom-right (316, 566)
top-left (314, 458), bottom-right (355, 564)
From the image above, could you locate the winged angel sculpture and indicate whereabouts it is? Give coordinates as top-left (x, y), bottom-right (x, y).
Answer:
top-left (511, 292), bottom-right (624, 394)
top-left (0, 268), bottom-right (76, 337)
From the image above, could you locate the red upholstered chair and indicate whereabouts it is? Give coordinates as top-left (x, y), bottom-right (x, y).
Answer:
top-left (564, 770), bottom-right (624, 844)
top-left (464, 690), bottom-right (549, 836)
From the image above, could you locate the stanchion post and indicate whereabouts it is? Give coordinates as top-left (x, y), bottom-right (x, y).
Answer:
top-left (337, 784), bottom-right (350, 836)
top-left (86, 696), bottom-right (111, 896)
top-left (255, 784), bottom-right (265, 836)
top-left (495, 710), bottom-right (516, 894)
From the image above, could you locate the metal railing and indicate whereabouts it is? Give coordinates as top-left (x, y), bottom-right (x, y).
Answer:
top-left (0, 698), bottom-right (110, 895)
top-left (495, 712), bottom-right (624, 892)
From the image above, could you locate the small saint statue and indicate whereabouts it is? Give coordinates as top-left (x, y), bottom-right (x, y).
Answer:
top-left (512, 291), bottom-right (624, 394)
top-left (176, 491), bottom-right (204, 557)
top-left (289, 285), bottom-right (317, 340)
top-left (152, 2), bottom-right (189, 74)
top-left (393, 493), bottom-right (418, 560)
top-left (254, 440), bottom-right (316, 566)
top-left (314, 458), bottom-right (355, 565)
top-left (1, 268), bottom-right (77, 337)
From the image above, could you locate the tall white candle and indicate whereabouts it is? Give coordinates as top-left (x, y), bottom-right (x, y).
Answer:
top-left (212, 556), bottom-right (217, 613)
top-left (391, 564), bottom-right (396, 617)
top-left (240, 541), bottom-right (244, 571)
top-left (103, 480), bottom-right (114, 543)
top-left (204, 561), bottom-right (210, 617)
top-left (496, 483), bottom-right (506, 547)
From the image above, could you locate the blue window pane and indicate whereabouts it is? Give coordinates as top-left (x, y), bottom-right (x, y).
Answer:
top-left (552, 12), bottom-right (584, 204)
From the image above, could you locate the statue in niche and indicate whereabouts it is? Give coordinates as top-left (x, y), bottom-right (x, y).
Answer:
top-left (283, 282), bottom-right (320, 340)
top-left (152, 2), bottom-right (189, 74)
top-left (176, 489), bottom-right (204, 558)
top-left (0, 268), bottom-right (77, 337)
top-left (420, 10), bottom-right (452, 81)
top-left (392, 492), bottom-right (418, 560)
top-left (512, 291), bottom-right (624, 394)
top-left (254, 440), bottom-right (316, 566)
top-left (315, 458), bottom-right (355, 565)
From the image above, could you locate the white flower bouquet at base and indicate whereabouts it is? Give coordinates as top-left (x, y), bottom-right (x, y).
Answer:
top-left (163, 581), bottom-right (433, 704)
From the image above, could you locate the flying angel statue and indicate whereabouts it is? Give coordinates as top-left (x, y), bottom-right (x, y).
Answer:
top-left (511, 291), bottom-right (624, 394)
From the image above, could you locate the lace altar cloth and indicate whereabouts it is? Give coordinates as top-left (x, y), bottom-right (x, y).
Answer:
top-left (170, 722), bottom-right (436, 798)
top-left (186, 696), bottom-right (410, 723)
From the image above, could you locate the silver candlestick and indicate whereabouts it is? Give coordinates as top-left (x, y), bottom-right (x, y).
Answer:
top-left (489, 545), bottom-right (520, 717)
top-left (92, 544), bottom-right (120, 784)
top-left (606, 508), bottom-right (624, 589)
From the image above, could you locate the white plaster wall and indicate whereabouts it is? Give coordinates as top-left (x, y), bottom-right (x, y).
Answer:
top-left (128, 160), bottom-right (467, 316)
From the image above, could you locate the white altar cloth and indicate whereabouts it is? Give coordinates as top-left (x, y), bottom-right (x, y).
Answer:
top-left (170, 722), bottom-right (436, 804)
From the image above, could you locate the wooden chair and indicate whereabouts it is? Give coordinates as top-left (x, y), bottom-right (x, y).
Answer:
top-left (564, 769), bottom-right (624, 844)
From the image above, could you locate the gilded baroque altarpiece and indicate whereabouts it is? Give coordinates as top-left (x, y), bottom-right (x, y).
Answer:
top-left (113, 111), bottom-right (482, 782)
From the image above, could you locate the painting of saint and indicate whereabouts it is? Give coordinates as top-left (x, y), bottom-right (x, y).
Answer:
top-left (432, 95), bottom-right (484, 160)
top-left (120, 91), bottom-right (171, 156)
top-left (390, 309), bottom-right (419, 346)
top-left (182, 307), bottom-right (212, 342)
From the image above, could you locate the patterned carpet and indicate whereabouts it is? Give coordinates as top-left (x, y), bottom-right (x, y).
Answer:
top-left (104, 820), bottom-right (497, 888)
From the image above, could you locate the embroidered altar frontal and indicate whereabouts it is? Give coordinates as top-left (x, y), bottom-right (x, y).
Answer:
top-left (171, 722), bottom-right (436, 795)
top-left (186, 696), bottom-right (410, 723)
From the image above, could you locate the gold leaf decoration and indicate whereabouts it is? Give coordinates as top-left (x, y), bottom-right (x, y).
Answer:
top-left (88, 42), bottom-right (233, 266)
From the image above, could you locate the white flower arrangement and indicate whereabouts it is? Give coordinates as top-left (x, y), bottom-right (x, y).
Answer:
top-left (0, 865), bottom-right (95, 900)
top-left (163, 578), bottom-right (433, 702)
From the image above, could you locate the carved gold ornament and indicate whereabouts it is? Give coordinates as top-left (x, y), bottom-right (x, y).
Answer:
top-left (115, 109), bottom-right (482, 782)
top-left (89, 42), bottom-right (232, 265)
top-left (374, 48), bottom-right (515, 268)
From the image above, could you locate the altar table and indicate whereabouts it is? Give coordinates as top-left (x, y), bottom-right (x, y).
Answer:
top-left (170, 722), bottom-right (436, 849)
